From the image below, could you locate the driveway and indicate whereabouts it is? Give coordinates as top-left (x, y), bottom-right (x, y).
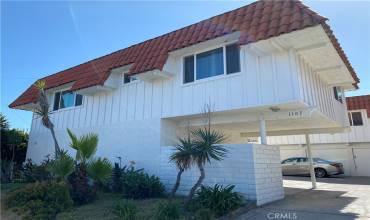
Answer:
top-left (237, 176), bottom-right (370, 220)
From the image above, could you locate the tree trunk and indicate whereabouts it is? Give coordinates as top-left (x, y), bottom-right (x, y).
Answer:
top-left (49, 125), bottom-right (61, 157)
top-left (186, 162), bottom-right (205, 204)
top-left (9, 144), bottom-right (15, 181)
top-left (170, 168), bottom-right (184, 198)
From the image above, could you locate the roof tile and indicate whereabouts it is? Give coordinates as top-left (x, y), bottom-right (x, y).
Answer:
top-left (10, 0), bottom-right (359, 108)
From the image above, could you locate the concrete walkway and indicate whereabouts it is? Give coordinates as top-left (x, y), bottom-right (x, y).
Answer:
top-left (237, 176), bottom-right (370, 220)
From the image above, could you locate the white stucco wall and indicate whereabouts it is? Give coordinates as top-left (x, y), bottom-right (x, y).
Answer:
top-left (159, 144), bottom-right (284, 206)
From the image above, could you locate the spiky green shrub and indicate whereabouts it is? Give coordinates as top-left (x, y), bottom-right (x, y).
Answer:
top-left (191, 184), bottom-right (243, 217)
top-left (5, 181), bottom-right (72, 219)
top-left (121, 167), bottom-right (165, 199)
top-left (153, 201), bottom-right (180, 220)
top-left (87, 157), bottom-right (112, 188)
top-left (48, 150), bottom-right (74, 181)
top-left (115, 200), bottom-right (137, 220)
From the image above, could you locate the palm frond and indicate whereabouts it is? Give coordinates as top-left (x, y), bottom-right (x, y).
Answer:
top-left (67, 129), bottom-right (98, 163)
top-left (87, 157), bottom-right (112, 184)
top-left (48, 150), bottom-right (74, 180)
top-left (169, 137), bottom-right (195, 170)
top-left (191, 128), bottom-right (228, 165)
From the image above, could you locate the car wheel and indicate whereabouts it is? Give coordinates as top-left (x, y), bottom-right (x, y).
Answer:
top-left (315, 168), bottom-right (327, 178)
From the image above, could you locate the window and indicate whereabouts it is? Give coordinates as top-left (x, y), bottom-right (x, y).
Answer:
top-left (123, 73), bottom-right (137, 84)
top-left (183, 56), bottom-right (194, 83)
top-left (348, 111), bottom-right (363, 126)
top-left (297, 158), bottom-right (307, 163)
top-left (53, 91), bottom-right (83, 111)
top-left (282, 158), bottom-right (297, 164)
top-left (333, 86), bottom-right (344, 103)
top-left (196, 47), bottom-right (224, 80)
top-left (183, 43), bottom-right (240, 83)
top-left (226, 44), bottom-right (241, 74)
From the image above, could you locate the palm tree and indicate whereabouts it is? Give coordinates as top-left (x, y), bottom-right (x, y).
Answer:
top-left (67, 128), bottom-right (98, 164)
top-left (185, 104), bottom-right (228, 204)
top-left (87, 157), bottom-right (112, 188)
top-left (49, 150), bottom-right (74, 181)
top-left (169, 137), bottom-right (194, 197)
top-left (67, 128), bottom-right (112, 189)
top-left (34, 80), bottom-right (61, 156)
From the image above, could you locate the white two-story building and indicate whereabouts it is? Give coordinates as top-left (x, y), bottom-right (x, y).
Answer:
top-left (10, 0), bottom-right (360, 204)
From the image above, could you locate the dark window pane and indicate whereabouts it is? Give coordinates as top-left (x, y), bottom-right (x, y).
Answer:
top-left (60, 91), bottom-right (74, 109)
top-left (53, 92), bottom-right (61, 111)
top-left (124, 74), bottom-right (130, 84)
top-left (75, 94), bottom-right (83, 106)
top-left (351, 112), bottom-right (363, 126)
top-left (184, 55), bottom-right (194, 83)
top-left (333, 87), bottom-right (343, 103)
top-left (196, 47), bottom-right (224, 80)
top-left (226, 44), bottom-right (240, 74)
top-left (333, 87), bottom-right (339, 101)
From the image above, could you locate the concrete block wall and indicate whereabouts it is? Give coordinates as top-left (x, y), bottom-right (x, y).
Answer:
top-left (159, 143), bottom-right (284, 205)
top-left (253, 145), bottom-right (284, 205)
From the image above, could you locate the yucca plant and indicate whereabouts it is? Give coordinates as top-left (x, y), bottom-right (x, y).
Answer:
top-left (169, 136), bottom-right (194, 197)
top-left (87, 157), bottom-right (112, 188)
top-left (67, 128), bottom-right (98, 164)
top-left (186, 104), bottom-right (228, 204)
top-left (34, 80), bottom-right (61, 156)
top-left (48, 150), bottom-right (74, 181)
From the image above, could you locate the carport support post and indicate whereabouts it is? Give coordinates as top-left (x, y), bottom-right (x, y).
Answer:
top-left (259, 114), bottom-right (267, 145)
top-left (305, 133), bottom-right (317, 189)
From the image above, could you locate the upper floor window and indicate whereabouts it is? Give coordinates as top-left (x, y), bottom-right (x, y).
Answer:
top-left (348, 111), bottom-right (363, 126)
top-left (123, 73), bottom-right (137, 84)
top-left (183, 43), bottom-right (240, 84)
top-left (333, 86), bottom-right (344, 103)
top-left (53, 91), bottom-right (83, 111)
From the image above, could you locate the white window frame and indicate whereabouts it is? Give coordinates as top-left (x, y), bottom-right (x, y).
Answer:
top-left (348, 110), bottom-right (364, 126)
top-left (182, 42), bottom-right (242, 85)
top-left (52, 89), bottom-right (84, 112)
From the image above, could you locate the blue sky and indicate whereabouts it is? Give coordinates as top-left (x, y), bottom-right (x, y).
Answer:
top-left (1, 0), bottom-right (370, 130)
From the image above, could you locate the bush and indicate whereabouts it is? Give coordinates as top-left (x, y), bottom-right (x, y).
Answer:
top-left (121, 167), bottom-right (165, 199)
top-left (153, 201), bottom-right (180, 220)
top-left (115, 200), bottom-right (137, 220)
top-left (194, 208), bottom-right (215, 220)
top-left (22, 158), bottom-right (53, 182)
top-left (5, 181), bottom-right (72, 219)
top-left (67, 164), bottom-right (96, 205)
top-left (191, 184), bottom-right (244, 217)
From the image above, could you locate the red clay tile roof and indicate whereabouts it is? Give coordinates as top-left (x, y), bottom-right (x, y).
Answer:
top-left (346, 95), bottom-right (370, 118)
top-left (9, 0), bottom-right (359, 108)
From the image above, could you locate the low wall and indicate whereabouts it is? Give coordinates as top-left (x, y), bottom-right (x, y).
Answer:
top-left (159, 143), bottom-right (284, 205)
